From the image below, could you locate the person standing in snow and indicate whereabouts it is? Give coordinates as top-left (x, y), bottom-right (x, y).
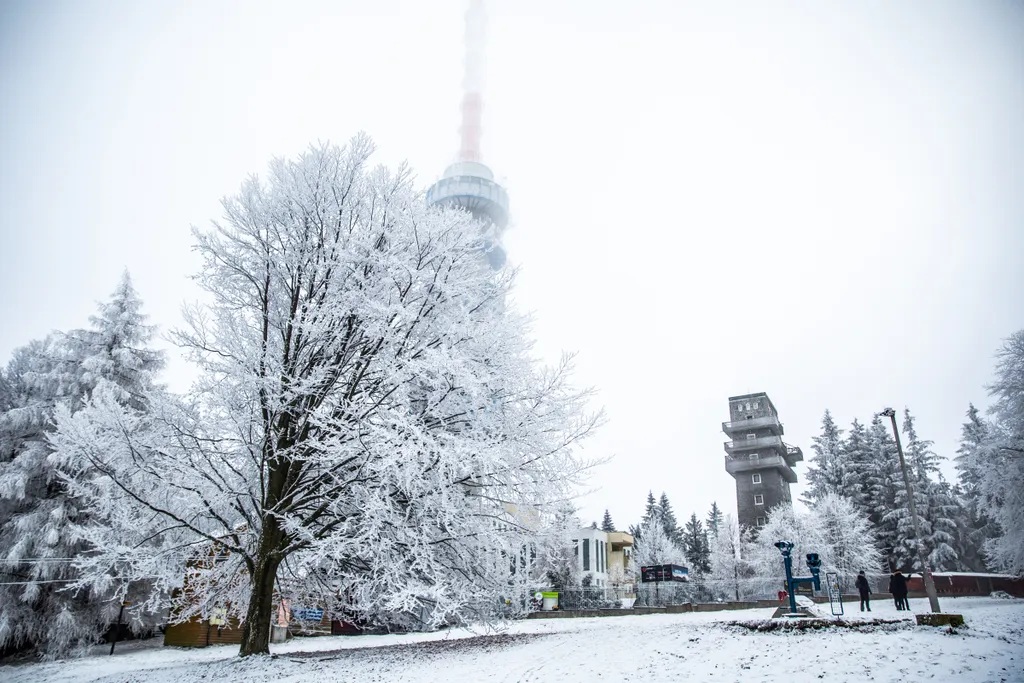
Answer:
top-left (855, 570), bottom-right (871, 612)
top-left (888, 570), bottom-right (909, 610)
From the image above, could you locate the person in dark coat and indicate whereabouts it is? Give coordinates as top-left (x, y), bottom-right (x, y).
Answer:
top-left (855, 570), bottom-right (871, 612)
top-left (889, 570), bottom-right (909, 610)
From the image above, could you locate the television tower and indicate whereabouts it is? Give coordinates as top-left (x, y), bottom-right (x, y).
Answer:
top-left (426, 0), bottom-right (509, 270)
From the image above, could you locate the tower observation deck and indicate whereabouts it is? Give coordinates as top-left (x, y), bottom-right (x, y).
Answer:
top-left (722, 392), bottom-right (803, 531)
top-left (426, 0), bottom-right (508, 271)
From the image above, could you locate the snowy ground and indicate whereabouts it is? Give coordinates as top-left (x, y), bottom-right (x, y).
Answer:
top-left (5, 596), bottom-right (1022, 683)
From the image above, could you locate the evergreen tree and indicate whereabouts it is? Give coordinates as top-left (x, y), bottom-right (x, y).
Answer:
top-left (643, 490), bottom-right (659, 524)
top-left (658, 492), bottom-right (678, 543)
top-left (953, 404), bottom-right (994, 570)
top-left (706, 501), bottom-right (724, 537)
top-left (976, 330), bottom-right (1024, 574)
top-left (802, 410), bottom-right (846, 505)
top-left (0, 273), bottom-right (164, 658)
top-left (840, 418), bottom-right (873, 514)
top-left (600, 509), bottom-right (615, 533)
top-left (681, 513), bottom-right (711, 574)
top-left (866, 415), bottom-right (902, 569)
top-left (883, 410), bottom-right (959, 572)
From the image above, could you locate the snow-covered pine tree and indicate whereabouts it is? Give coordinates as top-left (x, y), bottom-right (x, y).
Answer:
top-left (52, 137), bottom-right (601, 657)
top-left (977, 330), bottom-right (1024, 574)
top-left (658, 492), bottom-right (679, 544)
top-left (866, 414), bottom-right (902, 569)
top-left (600, 509), bottom-right (615, 533)
top-left (706, 501), bottom-right (723, 537)
top-left (0, 273), bottom-right (163, 659)
top-left (882, 410), bottom-right (959, 572)
top-left (839, 418), bottom-right (873, 514)
top-left (681, 513), bottom-right (710, 574)
top-left (952, 404), bottom-right (993, 571)
top-left (643, 491), bottom-right (659, 524)
top-left (801, 410), bottom-right (846, 506)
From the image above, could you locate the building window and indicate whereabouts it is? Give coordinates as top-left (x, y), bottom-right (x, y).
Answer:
top-left (756, 516), bottom-right (767, 527)
top-left (752, 473), bottom-right (762, 484)
top-left (754, 494), bottom-right (764, 506)
top-left (582, 539), bottom-right (590, 571)
top-left (750, 452), bottom-right (759, 459)
top-left (746, 433), bottom-right (756, 440)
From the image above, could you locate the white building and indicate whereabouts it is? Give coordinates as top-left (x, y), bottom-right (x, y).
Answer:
top-left (572, 527), bottom-right (634, 594)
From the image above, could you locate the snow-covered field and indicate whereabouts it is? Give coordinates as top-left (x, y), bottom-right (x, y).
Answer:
top-left (5, 596), bottom-right (1022, 683)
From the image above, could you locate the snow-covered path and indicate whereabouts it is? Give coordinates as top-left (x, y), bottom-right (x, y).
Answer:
top-left (5, 597), bottom-right (1022, 683)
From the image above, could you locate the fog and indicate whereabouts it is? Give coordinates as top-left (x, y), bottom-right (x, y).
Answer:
top-left (2, 0), bottom-right (1022, 529)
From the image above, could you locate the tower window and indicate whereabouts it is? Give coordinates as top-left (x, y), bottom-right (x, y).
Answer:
top-left (756, 516), bottom-right (767, 527)
top-left (753, 401), bottom-right (759, 410)
top-left (754, 494), bottom-right (764, 506)
top-left (752, 473), bottom-right (762, 484)
top-left (746, 433), bottom-right (756, 440)
top-left (750, 452), bottom-right (759, 459)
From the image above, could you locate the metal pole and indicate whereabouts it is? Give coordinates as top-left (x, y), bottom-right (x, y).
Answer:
top-left (884, 409), bottom-right (941, 613)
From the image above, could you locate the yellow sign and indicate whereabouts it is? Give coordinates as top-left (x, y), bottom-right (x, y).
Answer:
top-left (209, 607), bottom-right (227, 626)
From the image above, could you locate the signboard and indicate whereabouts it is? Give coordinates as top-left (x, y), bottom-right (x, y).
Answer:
top-left (640, 564), bottom-right (689, 583)
top-left (209, 607), bottom-right (227, 627)
top-left (794, 579), bottom-right (814, 597)
top-left (292, 607), bottom-right (325, 622)
top-left (826, 571), bottom-right (844, 616)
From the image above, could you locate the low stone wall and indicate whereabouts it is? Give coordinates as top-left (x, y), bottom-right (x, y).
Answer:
top-left (526, 600), bottom-right (779, 620)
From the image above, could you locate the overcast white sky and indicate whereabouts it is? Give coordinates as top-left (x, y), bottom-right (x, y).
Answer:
top-left (2, 0), bottom-right (1022, 531)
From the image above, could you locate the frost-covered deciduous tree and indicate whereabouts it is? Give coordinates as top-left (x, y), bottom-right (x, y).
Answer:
top-left (632, 516), bottom-right (685, 606)
top-left (541, 505), bottom-right (581, 590)
top-left (976, 330), bottom-right (1024, 574)
top-left (802, 410), bottom-right (846, 506)
top-left (52, 137), bottom-right (600, 657)
top-left (746, 499), bottom-right (880, 597)
top-left (706, 514), bottom-right (746, 601)
top-left (814, 494), bottom-right (883, 591)
top-left (0, 274), bottom-right (163, 658)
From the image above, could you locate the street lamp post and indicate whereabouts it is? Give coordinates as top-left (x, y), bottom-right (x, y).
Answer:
top-left (878, 408), bottom-right (941, 613)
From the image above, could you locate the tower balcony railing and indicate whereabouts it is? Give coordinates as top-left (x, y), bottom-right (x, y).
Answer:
top-left (721, 415), bottom-right (784, 436)
top-left (724, 453), bottom-right (798, 483)
top-left (724, 435), bottom-right (786, 454)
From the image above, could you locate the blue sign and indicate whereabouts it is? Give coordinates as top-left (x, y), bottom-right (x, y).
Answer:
top-left (292, 608), bottom-right (324, 622)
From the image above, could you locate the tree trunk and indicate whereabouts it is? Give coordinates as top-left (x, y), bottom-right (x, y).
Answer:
top-left (239, 524), bottom-right (284, 657)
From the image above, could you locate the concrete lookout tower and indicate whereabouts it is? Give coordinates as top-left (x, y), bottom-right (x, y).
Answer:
top-left (722, 393), bottom-right (803, 530)
top-left (426, 0), bottom-right (509, 271)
